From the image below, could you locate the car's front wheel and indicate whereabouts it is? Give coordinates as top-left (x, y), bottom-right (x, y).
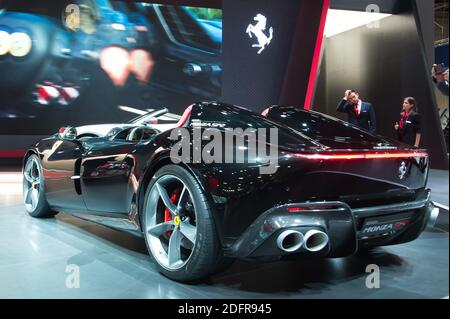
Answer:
top-left (23, 154), bottom-right (57, 218)
top-left (142, 165), bottom-right (228, 282)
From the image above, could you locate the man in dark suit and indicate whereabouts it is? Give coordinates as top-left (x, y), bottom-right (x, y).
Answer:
top-left (337, 90), bottom-right (377, 134)
top-left (432, 64), bottom-right (449, 97)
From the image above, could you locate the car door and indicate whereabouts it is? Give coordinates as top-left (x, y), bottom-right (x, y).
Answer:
top-left (43, 134), bottom-right (87, 211)
top-left (80, 127), bottom-right (157, 213)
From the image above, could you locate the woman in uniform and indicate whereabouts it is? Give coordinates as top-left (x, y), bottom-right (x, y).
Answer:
top-left (394, 97), bottom-right (421, 148)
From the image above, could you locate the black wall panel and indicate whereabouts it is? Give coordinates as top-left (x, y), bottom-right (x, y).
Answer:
top-left (221, 0), bottom-right (302, 110)
top-left (221, 0), bottom-right (325, 111)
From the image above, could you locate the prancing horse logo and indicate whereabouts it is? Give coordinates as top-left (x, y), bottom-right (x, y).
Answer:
top-left (246, 13), bottom-right (274, 54)
top-left (398, 161), bottom-right (408, 180)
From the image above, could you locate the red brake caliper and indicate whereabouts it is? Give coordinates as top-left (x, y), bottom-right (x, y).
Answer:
top-left (164, 189), bottom-right (180, 222)
top-left (164, 189), bottom-right (181, 237)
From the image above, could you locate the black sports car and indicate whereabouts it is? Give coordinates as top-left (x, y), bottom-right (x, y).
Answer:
top-left (22, 102), bottom-right (433, 282)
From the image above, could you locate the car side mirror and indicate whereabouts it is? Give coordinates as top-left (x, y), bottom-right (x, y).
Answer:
top-left (59, 127), bottom-right (77, 141)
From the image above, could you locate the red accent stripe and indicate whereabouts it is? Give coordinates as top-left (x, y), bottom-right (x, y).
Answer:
top-left (0, 150), bottom-right (26, 158)
top-left (288, 207), bottom-right (308, 212)
top-left (294, 151), bottom-right (428, 160)
top-left (304, 0), bottom-right (330, 110)
top-left (176, 105), bottom-right (193, 128)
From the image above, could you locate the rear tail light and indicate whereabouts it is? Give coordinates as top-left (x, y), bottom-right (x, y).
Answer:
top-left (288, 205), bottom-right (337, 212)
top-left (294, 151), bottom-right (428, 160)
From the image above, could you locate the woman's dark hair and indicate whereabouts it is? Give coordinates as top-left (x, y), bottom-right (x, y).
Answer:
top-left (404, 97), bottom-right (417, 112)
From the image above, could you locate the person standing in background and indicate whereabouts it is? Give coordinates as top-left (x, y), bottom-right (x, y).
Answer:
top-left (432, 64), bottom-right (449, 97)
top-left (394, 97), bottom-right (421, 148)
top-left (337, 89), bottom-right (377, 134)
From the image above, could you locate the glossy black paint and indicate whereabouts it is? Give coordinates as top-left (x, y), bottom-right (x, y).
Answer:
top-left (24, 102), bottom-right (431, 259)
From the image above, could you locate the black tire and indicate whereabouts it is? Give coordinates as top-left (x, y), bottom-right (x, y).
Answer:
top-left (23, 154), bottom-right (57, 218)
top-left (212, 253), bottom-right (235, 275)
top-left (142, 164), bottom-right (229, 282)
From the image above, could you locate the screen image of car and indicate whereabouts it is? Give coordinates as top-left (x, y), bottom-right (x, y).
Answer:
top-left (0, 0), bottom-right (222, 135)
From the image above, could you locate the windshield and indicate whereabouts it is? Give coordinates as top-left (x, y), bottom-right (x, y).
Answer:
top-left (126, 109), bottom-right (180, 124)
top-left (127, 113), bottom-right (152, 124)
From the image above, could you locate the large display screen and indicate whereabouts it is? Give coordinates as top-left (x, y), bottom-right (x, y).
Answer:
top-left (0, 0), bottom-right (222, 135)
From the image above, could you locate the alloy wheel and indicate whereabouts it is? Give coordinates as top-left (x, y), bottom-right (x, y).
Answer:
top-left (23, 157), bottom-right (41, 212)
top-left (145, 175), bottom-right (198, 270)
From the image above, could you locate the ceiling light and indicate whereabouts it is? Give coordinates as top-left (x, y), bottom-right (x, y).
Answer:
top-left (324, 9), bottom-right (391, 38)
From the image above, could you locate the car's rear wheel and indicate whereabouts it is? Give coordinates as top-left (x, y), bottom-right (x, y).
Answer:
top-left (142, 165), bottom-right (227, 282)
top-left (23, 155), bottom-right (57, 218)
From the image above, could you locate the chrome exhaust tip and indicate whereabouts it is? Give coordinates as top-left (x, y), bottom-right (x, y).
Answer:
top-left (304, 230), bottom-right (329, 252)
top-left (276, 230), bottom-right (305, 252)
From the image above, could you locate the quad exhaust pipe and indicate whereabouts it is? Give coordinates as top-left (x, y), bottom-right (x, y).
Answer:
top-left (276, 229), bottom-right (329, 253)
top-left (276, 230), bottom-right (305, 252)
top-left (303, 230), bottom-right (329, 252)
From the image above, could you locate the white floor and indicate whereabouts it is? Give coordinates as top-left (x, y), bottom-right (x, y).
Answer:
top-left (0, 171), bottom-right (448, 299)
